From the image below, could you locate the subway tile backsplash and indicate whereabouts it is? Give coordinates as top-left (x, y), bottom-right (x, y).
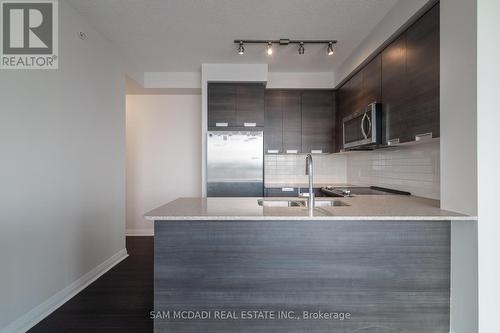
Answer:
top-left (345, 141), bottom-right (440, 199)
top-left (264, 141), bottom-right (440, 200)
top-left (264, 154), bottom-right (347, 186)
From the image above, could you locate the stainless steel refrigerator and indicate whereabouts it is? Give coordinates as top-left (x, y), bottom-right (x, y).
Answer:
top-left (207, 131), bottom-right (263, 197)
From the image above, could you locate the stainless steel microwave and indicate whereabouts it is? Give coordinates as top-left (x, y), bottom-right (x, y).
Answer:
top-left (343, 102), bottom-right (382, 150)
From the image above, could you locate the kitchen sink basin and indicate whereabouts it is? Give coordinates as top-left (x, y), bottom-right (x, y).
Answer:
top-left (257, 199), bottom-right (348, 208)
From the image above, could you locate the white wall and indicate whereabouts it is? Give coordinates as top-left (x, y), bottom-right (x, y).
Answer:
top-left (0, 1), bottom-right (131, 331)
top-left (126, 95), bottom-right (202, 235)
top-left (439, 1), bottom-right (479, 332)
top-left (346, 141), bottom-right (440, 199)
top-left (477, 1), bottom-right (500, 332)
top-left (143, 72), bottom-right (201, 89)
top-left (440, 0), bottom-right (478, 216)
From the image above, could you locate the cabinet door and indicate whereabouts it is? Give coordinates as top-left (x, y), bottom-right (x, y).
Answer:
top-left (406, 3), bottom-right (440, 140)
top-left (335, 81), bottom-right (350, 152)
top-left (382, 34), bottom-right (408, 143)
top-left (282, 91), bottom-right (302, 154)
top-left (301, 91), bottom-right (334, 153)
top-left (349, 70), bottom-right (364, 116)
top-left (236, 83), bottom-right (265, 127)
top-left (208, 83), bottom-right (236, 128)
top-left (264, 90), bottom-right (283, 154)
top-left (363, 54), bottom-right (382, 105)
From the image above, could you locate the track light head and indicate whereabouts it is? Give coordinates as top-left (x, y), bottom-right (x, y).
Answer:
top-left (327, 42), bottom-right (335, 56)
top-left (298, 42), bottom-right (305, 55)
top-left (266, 42), bottom-right (273, 55)
top-left (238, 41), bottom-right (245, 55)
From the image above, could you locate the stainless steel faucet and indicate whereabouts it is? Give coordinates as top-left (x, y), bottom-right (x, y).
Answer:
top-left (305, 154), bottom-right (314, 215)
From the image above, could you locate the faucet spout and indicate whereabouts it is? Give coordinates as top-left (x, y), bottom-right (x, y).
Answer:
top-left (305, 154), bottom-right (314, 215)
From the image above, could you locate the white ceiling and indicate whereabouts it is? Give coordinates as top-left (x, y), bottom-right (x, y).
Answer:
top-left (67, 0), bottom-right (399, 73)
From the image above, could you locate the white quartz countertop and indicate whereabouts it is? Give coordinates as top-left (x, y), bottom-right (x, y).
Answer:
top-left (145, 196), bottom-right (475, 221)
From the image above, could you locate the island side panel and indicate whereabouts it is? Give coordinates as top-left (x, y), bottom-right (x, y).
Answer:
top-left (154, 220), bottom-right (450, 333)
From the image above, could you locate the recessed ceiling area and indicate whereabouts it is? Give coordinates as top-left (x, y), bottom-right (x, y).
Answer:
top-left (67, 0), bottom-right (399, 73)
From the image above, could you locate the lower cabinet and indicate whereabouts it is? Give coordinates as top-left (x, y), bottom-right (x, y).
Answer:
top-left (264, 187), bottom-right (299, 197)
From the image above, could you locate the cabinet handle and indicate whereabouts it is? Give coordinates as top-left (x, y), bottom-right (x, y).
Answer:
top-left (286, 149), bottom-right (298, 154)
top-left (311, 150), bottom-right (323, 154)
top-left (267, 149), bottom-right (279, 154)
top-left (281, 187), bottom-right (295, 192)
top-left (215, 122), bottom-right (228, 127)
top-left (244, 122), bottom-right (257, 127)
top-left (387, 138), bottom-right (400, 146)
top-left (361, 113), bottom-right (368, 139)
top-left (415, 132), bottom-right (433, 141)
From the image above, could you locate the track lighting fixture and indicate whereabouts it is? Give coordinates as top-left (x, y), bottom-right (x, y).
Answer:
top-left (266, 42), bottom-right (273, 55)
top-left (234, 39), bottom-right (337, 56)
top-left (327, 42), bottom-right (335, 56)
top-left (298, 42), bottom-right (305, 55)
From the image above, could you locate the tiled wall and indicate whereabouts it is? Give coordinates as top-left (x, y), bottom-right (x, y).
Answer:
top-left (345, 141), bottom-right (440, 199)
top-left (264, 141), bottom-right (440, 200)
top-left (264, 154), bottom-right (347, 186)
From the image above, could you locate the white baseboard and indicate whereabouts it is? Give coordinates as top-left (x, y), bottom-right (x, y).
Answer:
top-left (126, 228), bottom-right (154, 236)
top-left (1, 249), bottom-right (129, 333)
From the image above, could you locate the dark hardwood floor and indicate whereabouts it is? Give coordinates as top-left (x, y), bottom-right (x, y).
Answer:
top-left (29, 237), bottom-right (153, 333)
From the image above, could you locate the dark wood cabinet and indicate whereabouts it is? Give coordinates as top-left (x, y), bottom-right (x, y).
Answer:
top-left (301, 91), bottom-right (334, 154)
top-left (335, 81), bottom-right (350, 152)
top-left (264, 90), bottom-right (283, 153)
top-left (265, 90), bottom-right (334, 155)
top-left (382, 33), bottom-right (408, 143)
top-left (336, 3), bottom-right (439, 148)
top-left (405, 3), bottom-right (440, 141)
top-left (208, 83), bottom-right (265, 129)
top-left (382, 4), bottom-right (440, 144)
top-left (236, 83), bottom-right (265, 127)
top-left (282, 91), bottom-right (302, 153)
top-left (362, 54), bottom-right (382, 106)
top-left (264, 90), bottom-right (303, 154)
top-left (208, 83), bottom-right (237, 128)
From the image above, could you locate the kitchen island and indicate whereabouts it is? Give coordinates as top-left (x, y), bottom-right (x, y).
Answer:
top-left (145, 196), bottom-right (472, 333)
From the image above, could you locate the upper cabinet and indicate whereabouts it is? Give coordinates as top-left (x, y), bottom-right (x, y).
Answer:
top-left (301, 90), bottom-right (335, 154)
top-left (236, 83), bottom-right (265, 127)
top-left (335, 56), bottom-right (381, 152)
top-left (362, 54), bottom-right (382, 106)
top-left (264, 90), bottom-right (334, 155)
top-left (282, 91), bottom-right (302, 154)
top-left (208, 83), bottom-right (237, 128)
top-left (264, 90), bottom-right (283, 154)
top-left (336, 3), bottom-right (440, 150)
top-left (383, 3), bottom-right (439, 144)
top-left (382, 34), bottom-right (408, 143)
top-left (208, 83), bottom-right (265, 128)
top-left (405, 3), bottom-right (440, 141)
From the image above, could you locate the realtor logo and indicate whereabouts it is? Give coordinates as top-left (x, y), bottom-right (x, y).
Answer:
top-left (1, 0), bottom-right (58, 69)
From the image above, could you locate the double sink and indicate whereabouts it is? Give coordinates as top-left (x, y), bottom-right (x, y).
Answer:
top-left (257, 198), bottom-right (348, 208)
